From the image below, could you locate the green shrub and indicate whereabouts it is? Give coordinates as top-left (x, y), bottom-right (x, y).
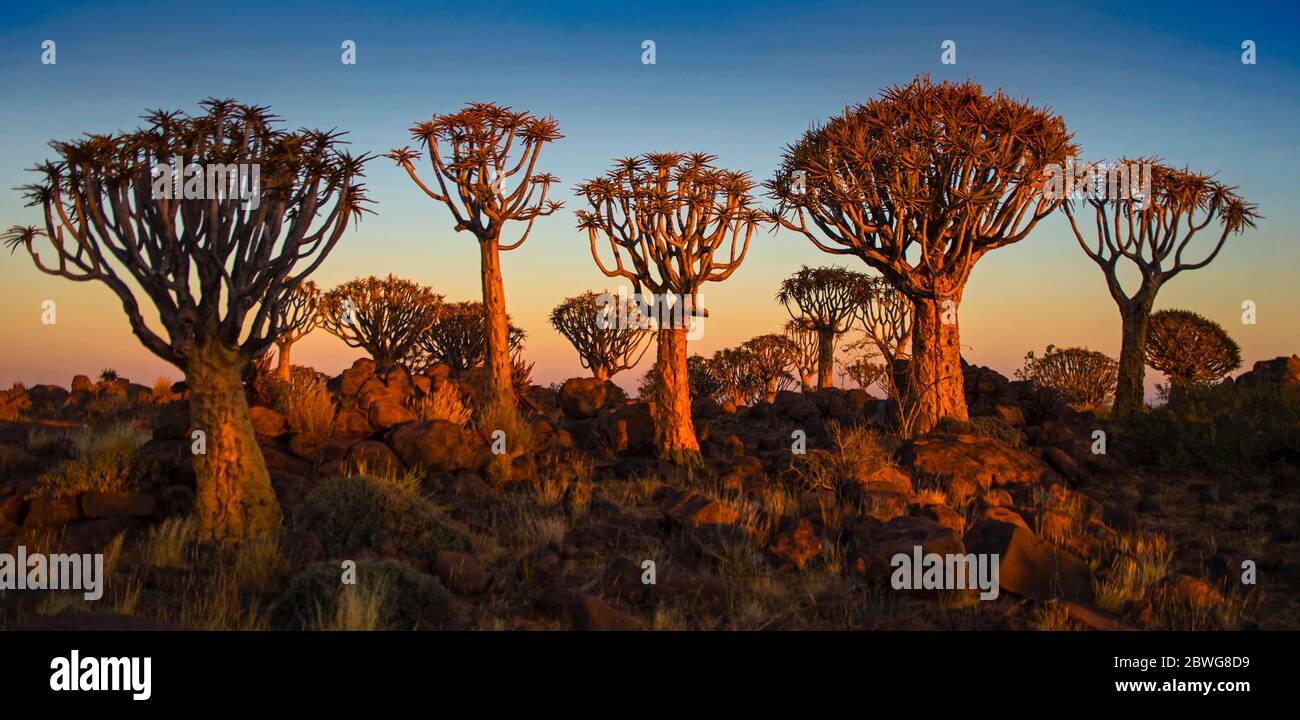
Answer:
top-left (298, 475), bottom-right (471, 563)
top-left (271, 559), bottom-right (455, 630)
top-left (1128, 383), bottom-right (1300, 472)
top-left (29, 423), bottom-right (151, 497)
top-left (933, 416), bottom-right (1023, 447)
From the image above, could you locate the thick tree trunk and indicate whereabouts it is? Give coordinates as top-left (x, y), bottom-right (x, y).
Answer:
top-left (274, 340), bottom-right (293, 383)
top-left (654, 326), bottom-right (700, 464)
top-left (910, 295), bottom-right (967, 433)
top-left (765, 378), bottom-right (779, 404)
top-left (593, 366), bottom-right (610, 383)
top-left (800, 372), bottom-right (815, 392)
top-left (479, 237), bottom-right (516, 423)
top-left (1113, 299), bottom-right (1155, 418)
top-left (187, 342), bottom-right (282, 541)
top-left (816, 330), bottom-right (836, 389)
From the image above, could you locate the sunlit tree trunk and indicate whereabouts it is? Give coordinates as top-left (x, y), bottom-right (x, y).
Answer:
top-left (910, 296), bottom-right (967, 433)
top-left (274, 340), bottom-right (293, 383)
top-left (654, 326), bottom-right (700, 464)
top-left (479, 237), bottom-right (516, 423)
top-left (187, 341), bottom-right (282, 541)
top-left (816, 330), bottom-right (836, 389)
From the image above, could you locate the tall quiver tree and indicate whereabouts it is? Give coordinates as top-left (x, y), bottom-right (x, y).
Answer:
top-left (770, 76), bottom-right (1075, 433)
top-left (272, 280), bottom-right (321, 381)
top-left (577, 153), bottom-right (764, 465)
top-left (1063, 159), bottom-right (1258, 417)
top-left (550, 291), bottom-right (654, 381)
top-left (776, 266), bottom-right (870, 389)
top-left (386, 103), bottom-right (563, 428)
top-left (3, 99), bottom-right (371, 540)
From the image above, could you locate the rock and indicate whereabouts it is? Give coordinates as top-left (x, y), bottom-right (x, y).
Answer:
top-left (598, 402), bottom-right (656, 456)
top-left (336, 358), bottom-right (376, 397)
top-left (771, 391), bottom-right (820, 422)
top-left (1044, 446), bottom-right (1088, 483)
top-left (331, 407), bottom-right (372, 436)
top-left (367, 400), bottom-right (416, 430)
top-left (769, 518), bottom-right (821, 570)
top-left (0, 386), bottom-right (31, 421)
top-left (902, 435), bottom-right (1047, 490)
top-left (80, 492), bottom-right (156, 519)
top-left (71, 375), bottom-right (94, 393)
top-left (1160, 574), bottom-right (1224, 610)
top-left (249, 406), bottom-right (289, 437)
top-left (850, 463), bottom-right (914, 494)
top-left (662, 490), bottom-right (739, 528)
top-left (560, 377), bottom-right (607, 419)
top-left (344, 440), bottom-right (404, 476)
top-left (1036, 421), bottom-right (1077, 449)
top-left (386, 420), bottom-right (486, 472)
top-left (982, 505), bottom-right (1030, 530)
top-left (993, 405), bottom-right (1026, 427)
top-left (21, 495), bottom-right (82, 528)
top-left (569, 593), bottom-right (643, 631)
top-left (0, 494), bottom-right (21, 525)
top-left (434, 550), bottom-right (490, 595)
top-left (963, 518), bottom-right (1093, 602)
top-left (851, 515), bottom-right (964, 579)
top-left (287, 432), bottom-right (330, 463)
top-left (916, 504), bottom-right (965, 534)
top-left (1235, 355), bottom-right (1300, 387)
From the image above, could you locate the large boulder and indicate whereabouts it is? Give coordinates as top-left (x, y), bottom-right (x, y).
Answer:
top-left (249, 406), bottom-right (289, 438)
top-left (850, 515), bottom-right (964, 579)
top-left (597, 402), bottom-right (657, 455)
top-left (963, 518), bottom-right (1093, 602)
top-left (1235, 355), bottom-right (1300, 388)
top-left (902, 435), bottom-right (1048, 490)
top-left (560, 377), bottom-right (606, 419)
top-left (386, 420), bottom-right (486, 473)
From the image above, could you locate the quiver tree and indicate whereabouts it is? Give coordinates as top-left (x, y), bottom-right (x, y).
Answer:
top-left (272, 280), bottom-right (322, 382)
top-left (775, 266), bottom-right (871, 389)
top-left (1063, 159), bottom-right (1258, 417)
top-left (1145, 309), bottom-right (1242, 390)
top-left (387, 103), bottom-right (562, 427)
top-left (782, 320), bottom-right (820, 391)
top-left (1015, 345), bottom-right (1119, 411)
top-left (577, 152), bottom-right (764, 465)
top-left (320, 275), bottom-right (442, 367)
top-left (742, 334), bottom-right (799, 403)
top-left (417, 300), bottom-right (526, 375)
top-left (710, 347), bottom-right (762, 407)
top-left (3, 98), bottom-right (371, 541)
top-left (550, 291), bottom-right (653, 381)
top-left (770, 76), bottom-right (1076, 432)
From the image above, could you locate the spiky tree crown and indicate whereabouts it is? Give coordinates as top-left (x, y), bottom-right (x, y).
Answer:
top-left (418, 300), bottom-right (526, 375)
top-left (775, 265), bottom-right (872, 334)
top-left (742, 334), bottom-right (799, 387)
top-left (320, 275), bottom-right (442, 365)
top-left (1145, 309), bottom-right (1242, 385)
top-left (3, 98), bottom-right (371, 367)
top-left (549, 291), bottom-right (653, 378)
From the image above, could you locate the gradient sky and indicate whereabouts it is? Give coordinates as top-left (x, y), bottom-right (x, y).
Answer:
top-left (2, 0), bottom-right (1297, 399)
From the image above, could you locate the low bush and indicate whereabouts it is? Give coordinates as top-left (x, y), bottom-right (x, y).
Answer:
top-left (1127, 382), bottom-right (1300, 472)
top-left (271, 559), bottom-right (455, 630)
top-left (298, 475), bottom-right (471, 564)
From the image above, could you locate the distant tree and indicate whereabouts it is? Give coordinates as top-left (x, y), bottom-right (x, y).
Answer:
top-left (710, 347), bottom-right (762, 407)
top-left (1016, 345), bottom-right (1119, 411)
top-left (417, 300), bottom-right (525, 376)
top-left (782, 320), bottom-right (820, 391)
top-left (320, 275), bottom-right (442, 368)
top-left (775, 266), bottom-right (870, 389)
top-left (839, 352), bottom-right (887, 393)
top-left (3, 99), bottom-right (371, 540)
top-left (549, 291), bottom-right (654, 381)
top-left (1145, 309), bottom-right (1242, 388)
top-left (387, 103), bottom-right (562, 428)
top-left (1063, 159), bottom-right (1258, 417)
top-left (272, 280), bottom-right (322, 382)
top-left (771, 76), bottom-right (1075, 432)
top-left (577, 152), bottom-right (764, 465)
top-left (742, 334), bottom-right (799, 403)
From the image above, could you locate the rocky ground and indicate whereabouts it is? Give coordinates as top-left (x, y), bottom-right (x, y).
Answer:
top-left (0, 356), bottom-right (1297, 631)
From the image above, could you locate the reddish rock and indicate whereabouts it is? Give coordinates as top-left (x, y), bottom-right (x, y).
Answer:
top-left (560, 377), bottom-right (607, 419)
top-left (903, 435), bottom-right (1047, 490)
top-left (386, 420), bottom-right (486, 472)
top-left (434, 550), bottom-right (489, 595)
top-left (1044, 446), bottom-right (1088, 483)
top-left (598, 402), bottom-right (656, 455)
top-left (368, 400), bottom-right (416, 430)
top-left (964, 518), bottom-right (1093, 602)
top-left (287, 432), bottom-right (330, 463)
top-left (769, 518), bottom-right (822, 570)
top-left (80, 491), bottom-right (156, 519)
top-left (982, 505), bottom-right (1030, 530)
top-left (0, 494), bottom-right (21, 525)
top-left (331, 407), bottom-right (372, 436)
top-left (663, 491), bottom-right (739, 528)
top-left (345, 440), bottom-right (404, 476)
top-left (850, 463), bottom-right (914, 494)
top-left (249, 406), bottom-right (289, 437)
top-left (916, 503), bottom-right (965, 535)
top-left (1160, 574), bottom-right (1224, 610)
top-left (22, 495), bottom-right (82, 528)
top-left (852, 515), bottom-right (965, 579)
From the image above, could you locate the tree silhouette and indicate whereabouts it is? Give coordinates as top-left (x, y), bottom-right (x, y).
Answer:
top-left (775, 266), bottom-right (871, 389)
top-left (782, 319), bottom-right (820, 391)
top-left (320, 275), bottom-right (442, 368)
top-left (1145, 309), bottom-right (1242, 389)
top-left (742, 334), bottom-right (799, 403)
top-left (387, 103), bottom-right (562, 428)
top-left (3, 98), bottom-right (371, 540)
top-left (710, 347), bottom-right (762, 407)
top-left (272, 280), bottom-right (322, 382)
top-left (770, 76), bottom-right (1075, 432)
top-left (1063, 159), bottom-right (1258, 417)
top-left (577, 152), bottom-right (764, 465)
top-left (549, 291), bottom-right (653, 381)
top-left (417, 300), bottom-right (525, 376)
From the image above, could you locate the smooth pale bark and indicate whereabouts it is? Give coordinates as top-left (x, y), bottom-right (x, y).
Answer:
top-left (816, 330), bottom-right (836, 389)
top-left (479, 237), bottom-right (516, 423)
top-left (187, 342), bottom-right (282, 541)
top-left (274, 340), bottom-right (294, 382)
top-left (910, 295), bottom-right (968, 433)
top-left (1113, 295), bottom-right (1156, 418)
top-left (654, 326), bottom-right (700, 464)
